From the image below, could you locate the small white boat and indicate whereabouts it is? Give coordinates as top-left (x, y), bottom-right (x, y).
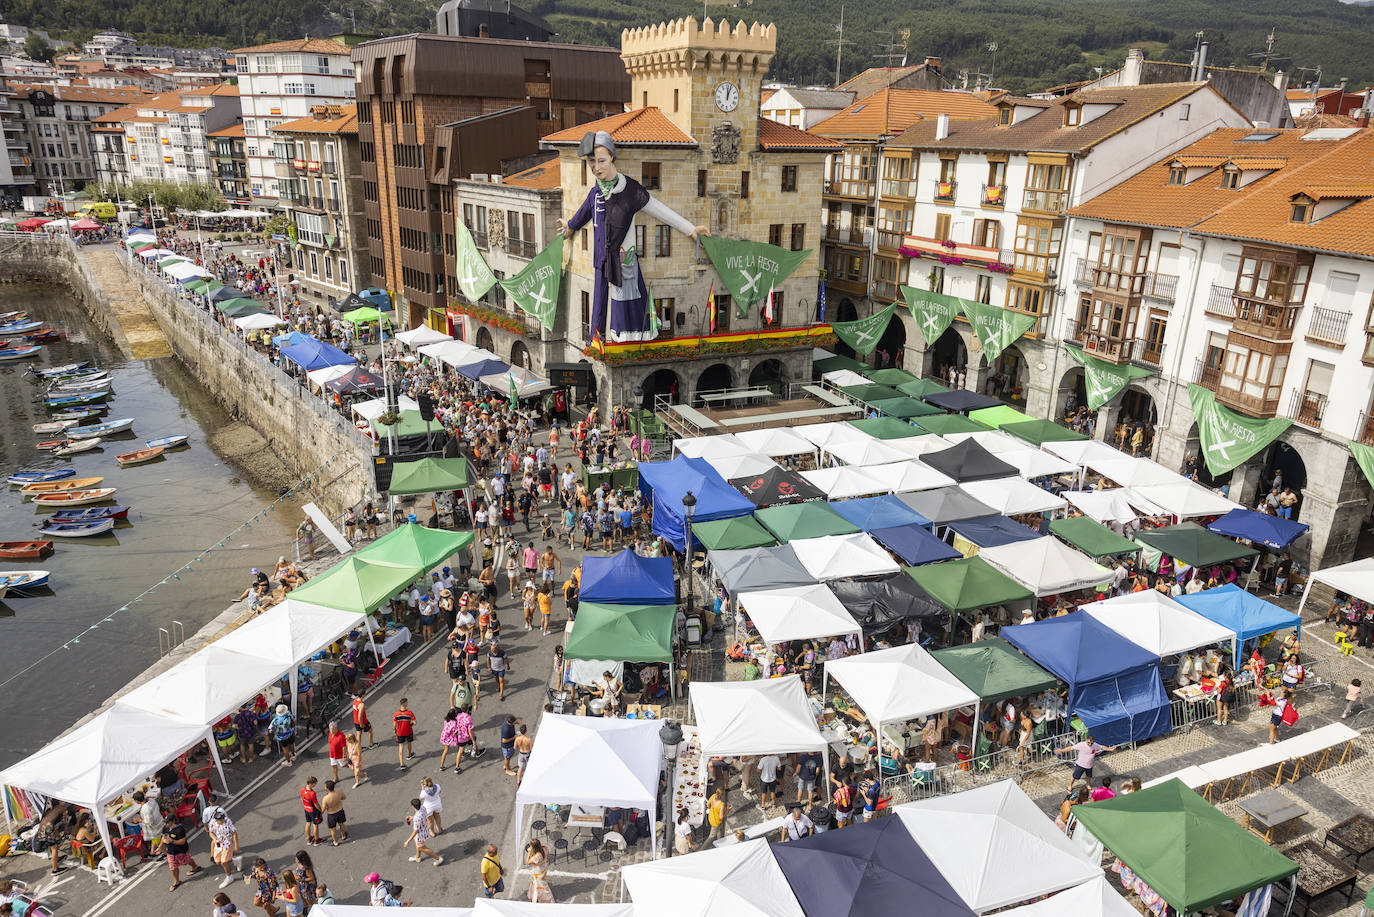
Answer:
top-left (0, 570), bottom-right (50, 591)
top-left (33, 420), bottom-right (77, 434)
top-left (145, 434), bottom-right (189, 450)
top-left (66, 418), bottom-right (133, 439)
top-left (53, 437), bottom-right (101, 455)
top-left (48, 378), bottom-right (112, 395)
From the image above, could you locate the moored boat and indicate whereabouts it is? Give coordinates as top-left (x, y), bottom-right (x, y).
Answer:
top-left (51, 408), bottom-right (106, 422)
top-left (0, 570), bottom-right (51, 591)
top-left (24, 330), bottom-right (64, 343)
top-left (21, 477), bottom-right (104, 494)
top-left (115, 447), bottom-right (162, 467)
top-left (51, 505), bottom-right (129, 523)
top-left (27, 361), bottom-right (90, 377)
top-left (145, 434), bottom-right (189, 450)
top-left (37, 518), bottom-right (114, 538)
top-left (0, 346), bottom-right (42, 361)
top-left (66, 418), bottom-right (133, 438)
top-left (40, 368), bottom-right (105, 384)
top-left (32, 420), bottom-right (77, 434)
top-left (0, 321), bottom-right (43, 334)
top-left (53, 438), bottom-right (101, 456)
top-left (7, 470), bottom-right (75, 485)
top-left (0, 540), bottom-right (54, 559)
top-left (32, 487), bottom-right (117, 507)
top-left (47, 378), bottom-right (111, 394)
top-left (44, 391), bottom-right (110, 407)
top-left (0, 310), bottom-right (29, 322)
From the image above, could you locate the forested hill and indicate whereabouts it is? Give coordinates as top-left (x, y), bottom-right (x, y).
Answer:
top-left (6, 0), bottom-right (1374, 92)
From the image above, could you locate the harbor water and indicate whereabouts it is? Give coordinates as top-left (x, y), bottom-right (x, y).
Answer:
top-left (0, 282), bottom-right (303, 769)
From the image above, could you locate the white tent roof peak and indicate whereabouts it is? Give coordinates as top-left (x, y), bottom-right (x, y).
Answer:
top-left (1125, 481), bottom-right (1242, 519)
top-left (117, 644), bottom-right (289, 725)
top-left (980, 536), bottom-right (1112, 597)
top-left (959, 478), bottom-right (1067, 515)
top-left (799, 465), bottom-right (888, 500)
top-left (213, 599), bottom-right (365, 668)
top-left (943, 430), bottom-right (1024, 454)
top-left (621, 837), bottom-right (805, 917)
top-left (824, 437), bottom-right (911, 467)
top-left (737, 583), bottom-right (861, 645)
top-left (674, 434), bottom-right (752, 460)
top-left (825, 642), bottom-right (978, 725)
top-left (998, 447), bottom-right (1077, 480)
top-left (474, 901), bottom-right (635, 917)
top-left (691, 677), bottom-right (825, 757)
top-left (794, 421), bottom-right (874, 450)
top-left (789, 532), bottom-right (902, 580)
top-left (1086, 455), bottom-right (1187, 488)
top-left (705, 452), bottom-right (778, 481)
top-left (862, 460), bottom-right (957, 493)
top-left (515, 714), bottom-right (662, 811)
top-left (1000, 876), bottom-right (1138, 917)
top-left (1081, 590), bottom-right (1236, 657)
top-left (1043, 439), bottom-right (1125, 467)
top-left (394, 325), bottom-right (452, 348)
top-left (1307, 557), bottom-right (1374, 606)
top-left (1063, 489), bottom-right (1138, 525)
top-left (734, 427), bottom-right (817, 458)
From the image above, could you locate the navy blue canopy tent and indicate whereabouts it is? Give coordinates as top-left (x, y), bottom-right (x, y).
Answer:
top-left (1001, 610), bottom-right (1170, 745)
top-left (924, 389), bottom-right (1002, 413)
top-left (947, 515), bottom-right (1042, 549)
top-left (830, 495), bottom-right (931, 532)
top-left (870, 524), bottom-right (962, 566)
top-left (455, 358), bottom-right (511, 381)
top-left (579, 548), bottom-right (675, 605)
top-left (1206, 509), bottom-right (1309, 551)
top-left (639, 455), bottom-right (755, 551)
top-left (771, 815), bottom-right (976, 917)
top-left (280, 338), bottom-right (356, 372)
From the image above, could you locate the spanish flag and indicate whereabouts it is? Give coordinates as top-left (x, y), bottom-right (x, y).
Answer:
top-left (707, 281), bottom-right (716, 334)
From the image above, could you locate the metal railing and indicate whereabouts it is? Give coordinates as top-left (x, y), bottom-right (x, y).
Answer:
top-left (1205, 284), bottom-right (1237, 318)
top-left (1193, 357), bottom-right (1222, 388)
top-left (1356, 412), bottom-right (1374, 446)
top-left (1065, 318), bottom-right (1165, 365)
top-left (981, 183), bottom-right (1006, 206)
top-left (504, 238), bottom-right (537, 258)
top-left (933, 179), bottom-right (957, 202)
top-left (1287, 388), bottom-right (1328, 428)
top-left (1305, 305), bottom-right (1351, 346)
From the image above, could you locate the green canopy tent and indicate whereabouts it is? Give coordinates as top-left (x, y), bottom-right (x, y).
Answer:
top-left (755, 502), bottom-right (861, 542)
top-left (865, 397), bottom-right (943, 420)
top-left (1001, 419), bottom-right (1087, 446)
top-left (968, 405), bottom-right (1032, 429)
top-left (371, 409), bottom-right (437, 440)
top-left (184, 278), bottom-right (213, 293)
top-left (912, 414), bottom-right (990, 436)
top-left (1135, 522), bottom-right (1259, 568)
top-left (931, 636), bottom-right (1058, 703)
top-left (814, 354), bottom-right (868, 375)
top-left (847, 417), bottom-right (925, 440)
top-left (387, 457), bottom-right (471, 495)
top-left (218, 301), bottom-right (269, 319)
top-left (839, 383), bottom-right (903, 404)
top-left (340, 306), bottom-right (393, 328)
top-left (290, 556), bottom-right (422, 615)
top-left (352, 522), bottom-right (472, 571)
top-left (1049, 516), bottom-right (1141, 559)
top-left (1071, 779), bottom-right (1298, 915)
top-left (906, 557), bottom-right (1033, 630)
top-left (691, 516), bottom-right (778, 551)
top-left (216, 296), bottom-right (261, 312)
top-left (157, 256), bottom-right (188, 269)
top-left (863, 368), bottom-right (918, 386)
top-left (564, 601), bottom-right (678, 700)
top-left (895, 378), bottom-right (950, 399)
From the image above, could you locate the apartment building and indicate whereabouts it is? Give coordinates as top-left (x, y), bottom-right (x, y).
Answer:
top-left (208, 123), bottom-right (249, 204)
top-left (233, 38), bottom-right (355, 206)
top-left (0, 75), bottom-right (34, 194)
top-left (91, 85), bottom-right (240, 188)
top-left (12, 85), bottom-right (149, 192)
top-left (351, 32), bottom-right (628, 325)
top-left (1066, 125), bottom-right (1374, 565)
top-left (760, 87), bottom-right (854, 129)
top-left (270, 104), bottom-right (370, 308)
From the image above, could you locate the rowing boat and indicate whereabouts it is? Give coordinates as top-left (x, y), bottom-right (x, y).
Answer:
top-left (115, 447), bottom-right (162, 467)
top-left (27, 361), bottom-right (90, 377)
top-left (7, 470), bottom-right (74, 485)
top-left (32, 420), bottom-right (77, 434)
top-left (21, 477), bottom-right (104, 494)
top-left (32, 488), bottom-right (117, 507)
top-left (51, 505), bottom-right (128, 523)
top-left (37, 368), bottom-right (104, 383)
top-left (0, 346), bottom-right (42, 361)
top-left (0, 570), bottom-right (50, 591)
top-left (38, 518), bottom-right (114, 538)
top-left (0, 541), bottom-right (53, 559)
top-left (145, 434), bottom-right (189, 450)
top-left (67, 418), bottom-right (133, 438)
top-left (47, 378), bottom-right (111, 394)
top-left (51, 408), bottom-right (106, 422)
top-left (0, 311), bottom-right (29, 322)
top-left (0, 321), bottom-right (43, 334)
top-left (53, 438), bottom-right (101, 456)
top-left (44, 392), bottom-right (110, 407)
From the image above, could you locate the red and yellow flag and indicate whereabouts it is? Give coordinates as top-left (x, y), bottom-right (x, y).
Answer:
top-left (707, 281), bottom-right (717, 334)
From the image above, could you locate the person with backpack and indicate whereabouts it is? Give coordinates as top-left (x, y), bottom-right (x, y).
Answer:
top-left (270, 704), bottom-right (297, 767)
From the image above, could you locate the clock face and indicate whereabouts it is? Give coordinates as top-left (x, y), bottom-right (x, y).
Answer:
top-left (714, 81), bottom-right (740, 113)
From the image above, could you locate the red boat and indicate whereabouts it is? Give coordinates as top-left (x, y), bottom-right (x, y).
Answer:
top-left (24, 330), bottom-right (64, 344)
top-left (0, 540), bottom-right (54, 560)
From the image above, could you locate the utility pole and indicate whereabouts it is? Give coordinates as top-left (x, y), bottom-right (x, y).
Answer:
top-left (987, 41), bottom-right (999, 87)
top-left (827, 4), bottom-right (847, 87)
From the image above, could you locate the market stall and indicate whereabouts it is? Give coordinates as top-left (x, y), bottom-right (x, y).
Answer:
top-left (1298, 556), bottom-right (1374, 616)
top-left (798, 465), bottom-right (889, 500)
top-left (848, 416), bottom-right (930, 439)
top-left (1000, 419), bottom-right (1087, 447)
top-left (1081, 591), bottom-right (1235, 658)
top-left (830, 574), bottom-right (948, 635)
top-left (921, 439), bottom-right (1018, 482)
top-left (621, 838), bottom-right (805, 917)
top-left (931, 636), bottom-right (1058, 705)
top-left (906, 556), bottom-right (1034, 627)
top-left (1048, 516), bottom-right (1140, 560)
top-left (897, 487), bottom-right (996, 528)
top-left (393, 325), bottom-right (452, 348)
top-left (860, 461), bottom-right (956, 494)
top-left (639, 456), bottom-right (755, 551)
top-left (733, 426), bottom-right (819, 460)
top-left (996, 447), bottom-right (1078, 481)
top-left (579, 548), bottom-right (675, 605)
top-left (980, 537), bottom-right (1114, 598)
top-left (789, 533), bottom-right (902, 581)
top-left (1177, 584), bottom-right (1301, 667)
top-left (998, 877), bottom-right (1138, 917)
top-left (1134, 522), bottom-right (1259, 570)
top-left (1061, 490), bottom-right (1138, 527)
top-left (947, 516), bottom-right (1041, 556)
top-left (870, 523), bottom-right (963, 566)
top-left (754, 501), bottom-right (860, 542)
top-left (689, 677), bottom-right (827, 786)
top-left (823, 437), bottom-right (912, 467)
top-left (829, 495), bottom-right (931, 532)
top-left (690, 516), bottom-right (778, 552)
top-left (957, 478), bottom-right (1066, 516)
top-left (707, 545), bottom-right (819, 596)
top-left (1206, 508), bottom-right (1309, 551)
top-left (737, 583), bottom-right (862, 648)
top-left (1125, 481), bottom-right (1242, 520)
top-left (729, 466), bottom-right (825, 508)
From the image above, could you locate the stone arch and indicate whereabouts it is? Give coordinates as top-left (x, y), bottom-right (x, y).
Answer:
top-left (642, 368), bottom-right (681, 407)
top-left (984, 343), bottom-right (1029, 405)
top-left (875, 310), bottom-right (906, 369)
top-left (930, 326), bottom-right (968, 386)
top-left (748, 358), bottom-right (786, 394)
top-left (510, 339), bottom-right (531, 371)
top-left (832, 298), bottom-right (860, 358)
top-left (475, 327), bottom-right (495, 353)
top-left (694, 362), bottom-right (734, 405)
top-left (1184, 422), bottom-right (1231, 490)
top-left (1055, 366), bottom-right (1087, 420)
top-left (1264, 439), bottom-right (1307, 518)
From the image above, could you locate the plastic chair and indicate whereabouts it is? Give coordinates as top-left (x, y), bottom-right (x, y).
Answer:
top-left (113, 834), bottom-right (145, 868)
top-left (96, 856), bottom-right (124, 885)
top-left (75, 838), bottom-right (103, 868)
top-left (1335, 632), bottom-right (1356, 657)
top-left (361, 657), bottom-right (388, 688)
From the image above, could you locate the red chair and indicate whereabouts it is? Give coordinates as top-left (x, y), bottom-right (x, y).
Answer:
top-left (360, 657), bottom-right (388, 688)
top-left (113, 835), bottom-right (146, 868)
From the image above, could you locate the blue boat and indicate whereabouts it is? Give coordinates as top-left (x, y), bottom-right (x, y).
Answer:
top-left (51, 505), bottom-right (129, 523)
top-left (0, 570), bottom-right (51, 591)
top-left (67, 417), bottom-right (133, 438)
top-left (37, 518), bottom-right (115, 538)
top-left (7, 470), bottom-right (75, 485)
top-left (0, 321), bottom-right (44, 334)
top-left (0, 346), bottom-right (42, 361)
top-left (27, 361), bottom-right (91, 378)
top-left (145, 434), bottom-right (189, 450)
top-left (44, 391), bottom-right (110, 407)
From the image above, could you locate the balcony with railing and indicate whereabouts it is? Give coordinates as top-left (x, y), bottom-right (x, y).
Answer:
top-left (1356, 411), bottom-right (1374, 446)
top-left (1233, 293), bottom-right (1300, 340)
top-left (1287, 388), bottom-right (1328, 428)
top-left (322, 160), bottom-right (337, 175)
top-left (1192, 357), bottom-right (1222, 389)
top-left (1304, 306), bottom-right (1351, 347)
top-left (1205, 285), bottom-right (1238, 319)
top-left (982, 183), bottom-right (1006, 207)
top-left (1022, 187), bottom-right (1066, 214)
top-left (824, 178), bottom-right (875, 200)
top-left (1192, 358), bottom-right (1280, 416)
top-left (504, 237), bottom-right (537, 258)
top-left (1074, 263), bottom-right (1179, 304)
top-left (879, 177), bottom-right (915, 199)
top-left (933, 179), bottom-right (957, 203)
top-left (1065, 318), bottom-right (1166, 366)
top-left (824, 224), bottom-right (872, 248)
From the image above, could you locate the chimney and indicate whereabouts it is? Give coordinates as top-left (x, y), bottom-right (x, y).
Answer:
top-left (923, 56), bottom-right (942, 73)
top-left (936, 113), bottom-right (950, 141)
top-left (1193, 42), bottom-right (1208, 81)
top-left (1272, 69), bottom-right (1287, 90)
top-left (1122, 48), bottom-right (1144, 86)
top-left (1356, 109), bottom-right (1371, 128)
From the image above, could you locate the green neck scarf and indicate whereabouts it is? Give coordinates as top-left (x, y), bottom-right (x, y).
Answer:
top-left (596, 176), bottom-right (617, 197)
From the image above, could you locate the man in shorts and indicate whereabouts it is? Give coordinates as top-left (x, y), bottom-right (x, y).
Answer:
top-left (327, 722), bottom-right (348, 783)
top-left (321, 780), bottom-right (348, 845)
top-left (513, 723), bottom-right (533, 785)
top-left (860, 776), bottom-right (881, 822)
top-left (757, 753), bottom-right (781, 808)
top-left (500, 714), bottom-right (520, 776)
top-left (300, 776), bottom-right (323, 846)
top-left (163, 820), bottom-right (200, 890)
top-left (832, 775), bottom-right (855, 828)
top-left (539, 545), bottom-right (561, 587)
top-left (1058, 734), bottom-right (1117, 790)
top-left (352, 689), bottom-right (373, 747)
top-left (394, 699), bottom-right (417, 768)
top-left (795, 752), bottom-right (821, 806)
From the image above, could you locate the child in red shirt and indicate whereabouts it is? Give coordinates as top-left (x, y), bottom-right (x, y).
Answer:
top-left (300, 776), bottom-right (322, 846)
top-left (394, 699), bottom-right (417, 768)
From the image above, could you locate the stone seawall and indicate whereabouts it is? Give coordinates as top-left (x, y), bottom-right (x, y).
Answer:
top-left (0, 233), bottom-right (140, 356)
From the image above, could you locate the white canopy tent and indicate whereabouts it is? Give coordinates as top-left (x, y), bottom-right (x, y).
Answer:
top-left (958, 478), bottom-right (1066, 516)
top-left (481, 366), bottom-right (551, 399)
top-left (824, 437), bottom-right (911, 467)
top-left (980, 537), bottom-right (1113, 597)
top-left (418, 339), bottom-right (480, 368)
top-left (821, 369), bottom-right (870, 388)
top-left (621, 838), bottom-right (804, 917)
top-left (1086, 456), bottom-right (1187, 488)
top-left (1080, 591), bottom-right (1235, 657)
top-left (704, 452), bottom-right (778, 481)
top-left (394, 326), bottom-right (452, 348)
top-left (0, 706), bottom-right (227, 863)
top-left (799, 465), bottom-right (888, 500)
top-left (234, 312), bottom-right (289, 331)
top-left (998, 447), bottom-right (1078, 481)
top-left (691, 677), bottom-right (826, 759)
top-left (737, 584), bottom-right (863, 647)
top-left (1042, 439), bottom-right (1125, 468)
top-left (138, 247), bottom-right (176, 260)
top-left (822, 643), bottom-right (977, 743)
top-left (476, 900), bottom-right (635, 917)
top-left (794, 422), bottom-right (874, 451)
top-left (306, 364), bottom-right (354, 389)
top-left (893, 779), bottom-right (1101, 913)
top-left (118, 645), bottom-right (290, 725)
top-left (943, 430), bottom-right (1024, 453)
top-left (789, 533), bottom-right (902, 580)
top-left (880, 435), bottom-right (953, 459)
top-left (453, 349), bottom-right (504, 370)
top-left (1124, 481), bottom-right (1241, 519)
top-left (165, 262), bottom-right (211, 280)
top-left (673, 434), bottom-right (751, 460)
top-left (1299, 557), bottom-right (1374, 615)
top-left (862, 461), bottom-right (957, 494)
top-left (999, 877), bottom-right (1138, 917)
top-left (734, 426), bottom-right (818, 459)
top-left (315, 908), bottom-right (471, 917)
top-left (1063, 489), bottom-right (1138, 526)
top-left (513, 715), bottom-right (664, 859)
top-left (352, 394), bottom-right (420, 421)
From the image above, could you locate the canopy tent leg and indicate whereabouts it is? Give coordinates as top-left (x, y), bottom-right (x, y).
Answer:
top-left (1297, 577), bottom-right (1315, 618)
top-left (207, 733), bottom-right (232, 799)
top-left (366, 623), bottom-right (382, 666)
top-left (289, 667), bottom-right (299, 718)
top-left (95, 808), bottom-right (115, 864)
top-left (1, 786), bottom-right (12, 842)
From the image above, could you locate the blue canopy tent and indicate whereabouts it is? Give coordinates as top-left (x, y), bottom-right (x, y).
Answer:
top-left (1206, 509), bottom-right (1309, 551)
top-left (639, 456), bottom-right (755, 551)
top-left (771, 816), bottom-right (976, 917)
top-left (455, 358), bottom-right (511, 381)
top-left (280, 339), bottom-right (356, 372)
top-left (579, 548), bottom-right (675, 605)
top-left (829, 495), bottom-right (931, 532)
top-left (870, 524), bottom-right (962, 566)
top-left (1001, 611), bottom-right (1171, 745)
top-left (947, 515), bottom-right (1042, 550)
top-left (272, 330), bottom-right (316, 348)
top-left (1177, 583), bottom-right (1301, 666)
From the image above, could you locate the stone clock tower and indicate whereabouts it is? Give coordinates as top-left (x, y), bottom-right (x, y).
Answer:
top-left (620, 17), bottom-right (777, 159)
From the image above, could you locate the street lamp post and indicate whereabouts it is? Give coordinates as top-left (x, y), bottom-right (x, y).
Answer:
top-left (681, 491), bottom-right (697, 620)
top-left (659, 719), bottom-right (683, 857)
top-left (633, 384), bottom-right (644, 458)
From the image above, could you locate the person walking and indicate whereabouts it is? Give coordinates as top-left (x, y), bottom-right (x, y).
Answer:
top-left (705, 786), bottom-right (732, 845)
top-left (327, 722), bottom-right (348, 783)
top-left (321, 781), bottom-right (348, 846)
top-left (500, 715), bottom-right (520, 776)
top-left (394, 699), bottom-right (417, 768)
top-left (403, 798), bottom-right (444, 866)
top-left (299, 776), bottom-right (322, 847)
top-left (162, 820), bottom-right (201, 891)
top-left (479, 845), bottom-right (504, 898)
top-left (526, 839), bottom-right (554, 902)
top-left (488, 641), bottom-right (509, 701)
top-left (351, 689), bottom-right (373, 747)
top-left (1057, 734), bottom-right (1117, 791)
top-left (513, 724), bottom-right (533, 785)
top-left (206, 807), bottom-right (240, 889)
top-left (345, 734), bottom-right (367, 787)
top-left (290, 851), bottom-right (318, 914)
top-left (248, 857), bottom-right (279, 917)
top-left (419, 777), bottom-right (444, 836)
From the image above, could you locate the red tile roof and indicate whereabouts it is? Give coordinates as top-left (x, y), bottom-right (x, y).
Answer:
top-left (502, 161), bottom-right (561, 190)
top-left (273, 104), bottom-right (357, 135)
top-left (232, 38), bottom-right (350, 55)
top-left (542, 108), bottom-right (696, 147)
top-left (757, 118), bottom-right (842, 152)
top-left (207, 123), bottom-right (245, 138)
top-left (811, 88), bottom-right (995, 140)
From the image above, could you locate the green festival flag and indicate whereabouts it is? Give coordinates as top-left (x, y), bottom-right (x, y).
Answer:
top-left (960, 299), bottom-right (1037, 363)
top-left (455, 218), bottom-right (497, 302)
top-left (1187, 383), bottom-right (1293, 476)
top-left (499, 235), bottom-right (562, 330)
top-left (901, 286), bottom-right (966, 345)
top-left (508, 372), bottom-right (519, 409)
top-left (699, 236), bottom-right (810, 317)
top-left (830, 301), bottom-right (898, 355)
top-left (1066, 344), bottom-right (1157, 411)
top-left (1351, 441), bottom-right (1374, 491)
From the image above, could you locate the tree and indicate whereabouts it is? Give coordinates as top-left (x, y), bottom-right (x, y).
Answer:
top-left (23, 34), bottom-right (53, 63)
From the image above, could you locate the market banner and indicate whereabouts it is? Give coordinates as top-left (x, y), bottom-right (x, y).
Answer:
top-left (901, 286), bottom-right (966, 345)
top-left (1066, 344), bottom-right (1157, 411)
top-left (830, 301), bottom-right (898, 355)
top-left (1187, 383), bottom-right (1292, 476)
top-left (1351, 441), bottom-right (1374, 491)
top-left (700, 236), bottom-right (810, 316)
top-left (499, 235), bottom-right (562, 330)
top-left (960, 299), bottom-right (1037, 363)
top-left (455, 218), bottom-right (497, 302)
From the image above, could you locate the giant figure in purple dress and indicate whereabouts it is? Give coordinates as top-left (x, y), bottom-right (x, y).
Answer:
top-left (557, 130), bottom-right (708, 344)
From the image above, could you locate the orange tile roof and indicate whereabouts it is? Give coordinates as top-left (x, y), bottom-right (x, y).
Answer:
top-left (1293, 112), bottom-right (1357, 129)
top-left (502, 161), bottom-right (561, 190)
top-left (1294, 184), bottom-right (1374, 200)
top-left (837, 65), bottom-right (936, 101)
top-left (1229, 156), bottom-right (1288, 170)
top-left (232, 38), bottom-right (350, 55)
top-left (1287, 88), bottom-right (1335, 101)
top-left (757, 118), bottom-right (843, 152)
top-left (1172, 155), bottom-right (1227, 168)
top-left (272, 104), bottom-right (358, 135)
top-left (181, 83), bottom-right (239, 97)
top-left (1070, 126), bottom-right (1374, 257)
top-left (542, 107), bottom-right (696, 147)
top-left (11, 84), bottom-right (149, 104)
top-left (811, 88), bottom-right (995, 140)
top-left (207, 123), bottom-right (245, 138)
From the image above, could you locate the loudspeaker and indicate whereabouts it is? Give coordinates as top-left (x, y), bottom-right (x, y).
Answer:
top-left (417, 393), bottom-right (436, 421)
